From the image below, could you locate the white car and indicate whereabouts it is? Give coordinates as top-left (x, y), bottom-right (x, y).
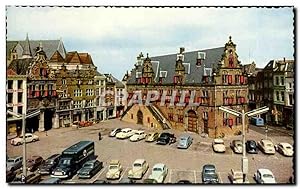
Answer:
top-left (128, 159), bottom-right (149, 179)
top-left (275, 143), bottom-right (293, 157)
top-left (7, 156), bottom-right (23, 171)
top-left (130, 130), bottom-right (146, 142)
top-left (230, 140), bottom-right (243, 154)
top-left (212, 139), bottom-right (226, 153)
top-left (116, 128), bottom-right (136, 139)
top-left (11, 133), bottom-right (39, 146)
top-left (109, 128), bottom-right (122, 137)
top-left (257, 139), bottom-right (275, 154)
top-left (254, 169), bottom-right (276, 184)
top-left (148, 163), bottom-right (168, 183)
top-left (106, 160), bottom-right (123, 180)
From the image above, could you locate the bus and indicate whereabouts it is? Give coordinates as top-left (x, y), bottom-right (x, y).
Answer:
top-left (51, 141), bottom-right (95, 179)
top-left (250, 117), bottom-right (264, 127)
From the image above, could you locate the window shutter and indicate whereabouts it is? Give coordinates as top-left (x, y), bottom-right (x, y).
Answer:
top-left (229, 118), bottom-right (233, 126)
top-left (228, 75), bottom-right (232, 84)
top-left (240, 75), bottom-right (244, 84)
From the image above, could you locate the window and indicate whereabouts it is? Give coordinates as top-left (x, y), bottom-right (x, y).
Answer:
top-left (131, 114), bottom-right (133, 119)
top-left (18, 92), bottom-right (22, 103)
top-left (289, 94), bottom-right (293, 105)
top-left (62, 90), bottom-right (67, 98)
top-left (73, 101), bottom-right (82, 108)
top-left (223, 112), bottom-right (229, 126)
top-left (168, 113), bottom-right (173, 121)
top-left (7, 93), bottom-right (13, 103)
top-left (62, 79), bottom-right (66, 85)
top-left (173, 76), bottom-right (179, 84)
top-left (74, 89), bottom-right (82, 97)
top-left (86, 89), bottom-right (94, 96)
top-left (8, 80), bottom-right (13, 89)
top-left (281, 77), bottom-right (284, 86)
top-left (147, 117), bottom-right (150, 123)
top-left (77, 79), bottom-right (82, 85)
top-left (276, 91), bottom-right (279, 101)
top-left (17, 80), bottom-right (23, 89)
top-left (275, 77), bottom-right (279, 85)
top-left (178, 115), bottom-right (183, 123)
top-left (86, 100), bottom-right (94, 107)
top-left (222, 71), bottom-right (228, 84)
top-left (203, 112), bottom-right (208, 120)
top-left (88, 80), bottom-right (93, 85)
top-left (236, 117), bottom-right (242, 125)
top-left (281, 92), bottom-right (284, 101)
top-left (18, 107), bottom-right (22, 115)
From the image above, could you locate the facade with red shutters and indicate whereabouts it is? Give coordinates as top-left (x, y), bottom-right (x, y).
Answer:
top-left (122, 37), bottom-right (249, 138)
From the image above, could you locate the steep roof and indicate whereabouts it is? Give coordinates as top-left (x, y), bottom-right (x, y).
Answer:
top-left (7, 58), bottom-right (33, 75)
top-left (105, 74), bottom-right (125, 88)
top-left (7, 39), bottom-right (67, 60)
top-left (126, 47), bottom-right (224, 85)
top-left (65, 51), bottom-right (94, 65)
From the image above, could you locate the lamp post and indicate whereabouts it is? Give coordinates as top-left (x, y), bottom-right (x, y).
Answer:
top-left (218, 106), bottom-right (269, 183)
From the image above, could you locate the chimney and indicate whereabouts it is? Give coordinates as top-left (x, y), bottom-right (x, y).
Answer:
top-left (180, 47), bottom-right (185, 54)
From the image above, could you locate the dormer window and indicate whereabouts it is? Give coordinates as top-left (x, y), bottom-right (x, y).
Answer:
top-left (229, 50), bottom-right (234, 67)
top-left (183, 63), bottom-right (190, 74)
top-left (197, 52), bottom-right (206, 66)
top-left (159, 71), bottom-right (167, 84)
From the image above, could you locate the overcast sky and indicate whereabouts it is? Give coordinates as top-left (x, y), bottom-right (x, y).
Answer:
top-left (6, 7), bottom-right (294, 80)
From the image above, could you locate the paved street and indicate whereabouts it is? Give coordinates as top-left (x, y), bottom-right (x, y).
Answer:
top-left (7, 119), bottom-right (294, 184)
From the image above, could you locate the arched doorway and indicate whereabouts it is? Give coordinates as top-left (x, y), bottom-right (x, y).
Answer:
top-left (137, 110), bottom-right (143, 125)
top-left (187, 110), bottom-right (197, 133)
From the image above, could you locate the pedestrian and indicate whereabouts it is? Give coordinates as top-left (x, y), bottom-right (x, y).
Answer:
top-left (98, 132), bottom-right (102, 141)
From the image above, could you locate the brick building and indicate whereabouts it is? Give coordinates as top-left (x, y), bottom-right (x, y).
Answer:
top-left (122, 37), bottom-right (249, 138)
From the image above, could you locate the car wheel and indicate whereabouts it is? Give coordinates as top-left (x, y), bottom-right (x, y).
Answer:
top-left (32, 139), bottom-right (36, 142)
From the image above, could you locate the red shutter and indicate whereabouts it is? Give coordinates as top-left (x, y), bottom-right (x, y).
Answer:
top-left (45, 90), bottom-right (48, 97)
top-left (229, 118), bottom-right (233, 126)
top-left (185, 96), bottom-right (190, 103)
top-left (53, 90), bottom-right (57, 97)
top-left (228, 97), bottom-right (232, 105)
top-left (35, 91), bottom-right (40, 97)
top-left (228, 75), bottom-right (232, 84)
top-left (240, 75), bottom-right (244, 84)
top-left (241, 97), bottom-right (245, 103)
top-left (173, 76), bottom-right (177, 83)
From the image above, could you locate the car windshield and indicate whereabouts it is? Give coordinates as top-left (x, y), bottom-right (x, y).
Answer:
top-left (266, 143), bottom-right (273, 147)
top-left (45, 160), bottom-right (54, 165)
top-left (7, 159), bottom-right (15, 163)
top-left (153, 167), bottom-right (162, 172)
top-left (83, 163), bottom-right (94, 168)
top-left (59, 159), bottom-right (71, 165)
top-left (205, 169), bottom-right (215, 174)
top-left (215, 141), bottom-right (224, 145)
top-left (285, 146), bottom-right (292, 149)
top-left (263, 174), bottom-right (274, 178)
top-left (236, 143), bottom-right (242, 147)
top-left (160, 133), bottom-right (168, 138)
top-left (109, 165), bottom-right (119, 170)
top-left (133, 163), bottom-right (142, 167)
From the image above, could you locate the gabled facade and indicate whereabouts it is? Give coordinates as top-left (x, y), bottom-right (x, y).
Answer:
top-left (122, 37), bottom-right (249, 138)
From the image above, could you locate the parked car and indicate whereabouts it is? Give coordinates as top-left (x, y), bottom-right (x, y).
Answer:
top-left (26, 156), bottom-right (44, 172)
top-left (109, 128), bottom-right (122, 137)
top-left (106, 160), bottom-right (123, 179)
top-left (116, 128), bottom-right (136, 139)
top-left (275, 142), bottom-right (293, 157)
top-left (148, 163), bottom-right (168, 183)
top-left (130, 130), bottom-right (146, 142)
top-left (177, 180), bottom-right (192, 184)
top-left (78, 160), bottom-right (103, 179)
top-left (38, 154), bottom-right (61, 175)
top-left (257, 139), bottom-right (275, 154)
top-left (93, 179), bottom-right (111, 184)
top-left (119, 178), bottom-right (136, 184)
top-left (128, 159), bottom-right (149, 179)
top-left (230, 140), bottom-right (243, 154)
top-left (246, 140), bottom-right (258, 154)
top-left (202, 164), bottom-right (219, 184)
top-left (40, 177), bottom-right (61, 184)
top-left (11, 133), bottom-right (39, 146)
top-left (254, 169), bottom-right (276, 184)
top-left (7, 156), bottom-right (23, 171)
top-left (156, 133), bottom-right (176, 145)
top-left (143, 178), bottom-right (158, 184)
top-left (145, 132), bottom-right (160, 142)
top-left (177, 135), bottom-right (193, 149)
top-left (228, 169), bottom-right (247, 183)
top-left (6, 170), bottom-right (16, 182)
top-left (212, 139), bottom-right (226, 153)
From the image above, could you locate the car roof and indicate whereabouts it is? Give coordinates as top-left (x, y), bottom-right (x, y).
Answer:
top-left (258, 169), bottom-right (273, 175)
top-left (85, 159), bottom-right (97, 164)
top-left (30, 155), bottom-right (42, 160)
top-left (279, 142), bottom-right (292, 147)
top-left (8, 156), bottom-right (22, 160)
top-left (214, 139), bottom-right (224, 143)
top-left (180, 135), bottom-right (191, 139)
top-left (110, 160), bottom-right (120, 164)
top-left (135, 130), bottom-right (145, 134)
top-left (122, 128), bottom-right (132, 131)
top-left (203, 164), bottom-right (216, 169)
top-left (133, 159), bottom-right (145, 164)
top-left (153, 163), bottom-right (165, 169)
top-left (261, 139), bottom-right (273, 144)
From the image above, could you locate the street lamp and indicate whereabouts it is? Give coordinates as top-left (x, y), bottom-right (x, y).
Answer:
top-left (7, 110), bottom-right (40, 181)
top-left (218, 106), bottom-right (269, 183)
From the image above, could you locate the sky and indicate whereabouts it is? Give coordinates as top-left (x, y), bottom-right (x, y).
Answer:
top-left (6, 6), bottom-right (294, 80)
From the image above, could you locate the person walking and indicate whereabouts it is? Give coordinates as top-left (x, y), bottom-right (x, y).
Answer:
top-left (98, 132), bottom-right (102, 141)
